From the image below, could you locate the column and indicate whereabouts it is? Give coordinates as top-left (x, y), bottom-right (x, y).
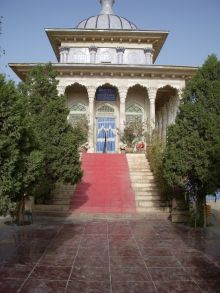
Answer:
top-left (87, 86), bottom-right (96, 152)
top-left (148, 87), bottom-right (157, 131)
top-left (173, 95), bottom-right (180, 122)
top-left (59, 47), bottom-right (69, 63)
top-left (169, 97), bottom-right (176, 124)
top-left (89, 46), bottom-right (98, 64)
top-left (144, 48), bottom-right (154, 65)
top-left (162, 105), bottom-right (168, 142)
top-left (158, 110), bottom-right (163, 140)
top-left (119, 88), bottom-right (127, 134)
top-left (166, 102), bottom-right (171, 126)
top-left (116, 47), bottom-right (125, 64)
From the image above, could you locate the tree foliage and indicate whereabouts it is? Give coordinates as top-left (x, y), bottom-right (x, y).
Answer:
top-left (0, 64), bottom-right (83, 223)
top-left (19, 64), bottom-right (83, 194)
top-left (0, 74), bottom-right (44, 222)
top-left (163, 55), bottom-right (220, 225)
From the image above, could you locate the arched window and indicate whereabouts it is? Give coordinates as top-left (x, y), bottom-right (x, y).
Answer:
top-left (97, 104), bottom-right (115, 116)
top-left (68, 103), bottom-right (87, 126)
top-left (126, 104), bottom-right (143, 124)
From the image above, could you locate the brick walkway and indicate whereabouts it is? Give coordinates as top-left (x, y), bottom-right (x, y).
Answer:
top-left (0, 216), bottom-right (220, 292)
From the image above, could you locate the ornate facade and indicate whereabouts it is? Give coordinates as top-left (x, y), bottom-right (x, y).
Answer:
top-left (10, 0), bottom-right (197, 153)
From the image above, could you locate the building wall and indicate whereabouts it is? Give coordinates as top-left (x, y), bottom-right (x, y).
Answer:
top-left (60, 42), bottom-right (153, 65)
top-left (58, 76), bottom-right (185, 152)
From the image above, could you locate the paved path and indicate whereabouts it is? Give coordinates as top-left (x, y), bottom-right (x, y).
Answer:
top-left (0, 215), bottom-right (219, 292)
top-left (209, 201), bottom-right (220, 236)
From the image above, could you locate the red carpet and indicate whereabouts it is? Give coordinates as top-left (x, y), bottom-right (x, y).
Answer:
top-left (69, 154), bottom-right (136, 213)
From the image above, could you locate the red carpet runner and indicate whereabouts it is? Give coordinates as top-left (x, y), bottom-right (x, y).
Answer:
top-left (70, 154), bottom-right (136, 213)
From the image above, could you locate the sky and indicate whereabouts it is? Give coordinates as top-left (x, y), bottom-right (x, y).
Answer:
top-left (0, 0), bottom-right (220, 83)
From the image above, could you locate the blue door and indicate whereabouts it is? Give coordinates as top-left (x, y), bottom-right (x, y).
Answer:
top-left (96, 117), bottom-right (116, 153)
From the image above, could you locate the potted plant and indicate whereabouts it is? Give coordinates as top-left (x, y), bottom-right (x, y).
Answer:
top-left (119, 119), bottom-right (150, 153)
top-left (119, 142), bottom-right (127, 153)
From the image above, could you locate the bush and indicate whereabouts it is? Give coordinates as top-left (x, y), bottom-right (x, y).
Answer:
top-left (146, 132), bottom-right (171, 199)
top-left (0, 195), bottom-right (16, 217)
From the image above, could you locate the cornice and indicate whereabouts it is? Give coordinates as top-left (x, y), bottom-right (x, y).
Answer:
top-left (9, 62), bottom-right (198, 81)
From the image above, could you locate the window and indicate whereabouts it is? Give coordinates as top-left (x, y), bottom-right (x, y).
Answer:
top-left (68, 103), bottom-right (87, 126)
top-left (97, 104), bottom-right (115, 116)
top-left (126, 104), bottom-right (143, 124)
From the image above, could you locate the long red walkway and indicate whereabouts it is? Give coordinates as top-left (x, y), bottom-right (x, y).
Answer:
top-left (69, 153), bottom-right (136, 213)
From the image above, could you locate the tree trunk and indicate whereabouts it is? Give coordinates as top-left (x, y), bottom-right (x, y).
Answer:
top-left (196, 193), bottom-right (206, 228)
top-left (203, 195), bottom-right (207, 228)
top-left (17, 196), bottom-right (25, 225)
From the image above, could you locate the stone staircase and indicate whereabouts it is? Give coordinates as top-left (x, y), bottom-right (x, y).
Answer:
top-left (126, 153), bottom-right (169, 213)
top-left (33, 184), bottom-right (75, 216)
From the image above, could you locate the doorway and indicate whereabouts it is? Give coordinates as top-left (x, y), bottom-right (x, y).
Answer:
top-left (96, 117), bottom-right (116, 153)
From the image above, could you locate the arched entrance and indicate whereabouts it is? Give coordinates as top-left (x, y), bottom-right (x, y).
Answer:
top-left (95, 84), bottom-right (119, 153)
top-left (155, 85), bottom-right (178, 140)
top-left (65, 83), bottom-right (89, 127)
top-left (126, 85), bottom-right (148, 124)
top-left (96, 104), bottom-right (116, 153)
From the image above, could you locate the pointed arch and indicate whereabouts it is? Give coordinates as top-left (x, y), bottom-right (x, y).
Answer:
top-left (127, 83), bottom-right (148, 93)
top-left (65, 82), bottom-right (88, 96)
top-left (156, 85), bottom-right (178, 108)
top-left (95, 82), bottom-right (119, 93)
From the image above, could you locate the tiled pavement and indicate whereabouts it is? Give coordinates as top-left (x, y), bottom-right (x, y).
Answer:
top-left (0, 216), bottom-right (220, 292)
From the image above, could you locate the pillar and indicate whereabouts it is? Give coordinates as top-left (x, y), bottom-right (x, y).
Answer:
top-left (89, 46), bottom-right (98, 64)
top-left (144, 48), bottom-right (154, 65)
top-left (119, 88), bottom-right (127, 134)
top-left (158, 110), bottom-right (163, 140)
top-left (116, 47), bottom-right (125, 64)
top-left (148, 87), bottom-right (157, 131)
top-left (162, 105), bottom-right (168, 142)
top-left (87, 86), bottom-right (96, 152)
top-left (166, 101), bottom-right (172, 126)
top-left (59, 47), bottom-right (69, 63)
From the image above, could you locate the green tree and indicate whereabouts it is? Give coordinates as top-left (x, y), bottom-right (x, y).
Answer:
top-left (19, 64), bottom-right (82, 200)
top-left (163, 55), bottom-right (220, 226)
top-left (0, 74), bottom-right (44, 224)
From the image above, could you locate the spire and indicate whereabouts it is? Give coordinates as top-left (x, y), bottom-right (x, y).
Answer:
top-left (100, 0), bottom-right (115, 14)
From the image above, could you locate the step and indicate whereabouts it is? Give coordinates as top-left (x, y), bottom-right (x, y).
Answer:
top-left (33, 204), bottom-right (69, 212)
top-left (132, 182), bottom-right (158, 188)
top-left (130, 173), bottom-right (154, 178)
top-left (135, 191), bottom-right (160, 196)
top-left (129, 168), bottom-right (153, 174)
top-left (136, 200), bottom-right (165, 208)
top-left (130, 173), bottom-right (154, 176)
top-left (51, 199), bottom-right (70, 205)
top-left (129, 166), bottom-right (151, 169)
top-left (131, 178), bottom-right (156, 183)
top-left (135, 195), bottom-right (161, 201)
top-left (130, 175), bottom-right (154, 180)
top-left (136, 206), bottom-right (170, 213)
top-left (52, 194), bottom-right (72, 199)
top-left (132, 188), bottom-right (159, 193)
top-left (33, 211), bottom-right (70, 217)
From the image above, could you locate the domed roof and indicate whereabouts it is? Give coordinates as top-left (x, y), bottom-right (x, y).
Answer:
top-left (76, 0), bottom-right (138, 30)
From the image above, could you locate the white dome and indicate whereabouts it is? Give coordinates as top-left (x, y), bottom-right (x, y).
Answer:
top-left (76, 0), bottom-right (138, 30)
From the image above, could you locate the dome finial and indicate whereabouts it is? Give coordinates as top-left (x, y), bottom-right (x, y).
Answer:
top-left (100, 0), bottom-right (115, 14)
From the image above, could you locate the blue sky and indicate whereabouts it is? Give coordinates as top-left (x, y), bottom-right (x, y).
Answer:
top-left (0, 0), bottom-right (220, 83)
